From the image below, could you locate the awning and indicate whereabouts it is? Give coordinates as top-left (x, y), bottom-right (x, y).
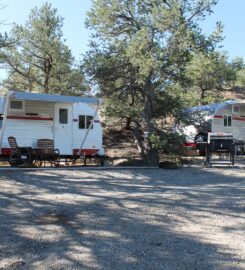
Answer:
top-left (9, 91), bottom-right (98, 104)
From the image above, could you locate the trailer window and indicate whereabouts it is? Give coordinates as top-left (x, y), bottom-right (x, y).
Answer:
top-left (9, 100), bottom-right (24, 111)
top-left (86, 116), bottom-right (93, 129)
top-left (0, 118), bottom-right (2, 129)
top-left (233, 105), bottom-right (240, 115)
top-left (59, 108), bottom-right (68, 124)
top-left (78, 115), bottom-right (93, 129)
top-left (224, 115), bottom-right (232, 127)
top-left (79, 115), bottom-right (85, 129)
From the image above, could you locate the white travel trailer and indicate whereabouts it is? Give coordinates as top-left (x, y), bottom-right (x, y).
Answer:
top-left (0, 91), bottom-right (104, 159)
top-left (180, 100), bottom-right (245, 152)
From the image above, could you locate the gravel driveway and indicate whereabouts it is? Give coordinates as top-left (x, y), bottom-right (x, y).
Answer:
top-left (0, 167), bottom-right (245, 270)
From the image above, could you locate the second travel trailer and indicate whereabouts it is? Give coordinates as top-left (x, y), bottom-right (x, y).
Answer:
top-left (178, 100), bottom-right (245, 154)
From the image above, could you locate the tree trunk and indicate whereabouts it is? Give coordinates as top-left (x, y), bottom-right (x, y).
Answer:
top-left (132, 121), bottom-right (146, 161)
top-left (44, 56), bottom-right (52, 93)
top-left (44, 75), bottom-right (49, 93)
top-left (200, 87), bottom-right (206, 104)
top-left (124, 117), bottom-right (131, 130)
top-left (146, 147), bottom-right (159, 166)
top-left (142, 81), bottom-right (159, 167)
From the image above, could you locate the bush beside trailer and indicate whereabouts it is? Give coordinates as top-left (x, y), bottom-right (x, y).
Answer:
top-left (0, 91), bottom-right (104, 161)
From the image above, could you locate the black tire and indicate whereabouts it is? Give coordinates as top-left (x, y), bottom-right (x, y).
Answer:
top-left (9, 152), bottom-right (22, 167)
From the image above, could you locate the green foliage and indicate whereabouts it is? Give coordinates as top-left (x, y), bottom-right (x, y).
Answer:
top-left (0, 31), bottom-right (10, 56)
top-left (83, 42), bottom-right (145, 122)
top-left (236, 69), bottom-right (245, 87)
top-left (221, 56), bottom-right (245, 87)
top-left (149, 132), bottom-right (185, 156)
top-left (185, 51), bottom-right (229, 105)
top-left (0, 5), bottom-right (12, 63)
top-left (231, 56), bottom-right (244, 71)
top-left (2, 2), bottom-right (86, 95)
top-left (230, 56), bottom-right (245, 87)
top-left (104, 94), bottom-right (143, 119)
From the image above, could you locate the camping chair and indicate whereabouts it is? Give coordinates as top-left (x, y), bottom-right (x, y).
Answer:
top-left (7, 136), bottom-right (33, 167)
top-left (37, 139), bottom-right (60, 167)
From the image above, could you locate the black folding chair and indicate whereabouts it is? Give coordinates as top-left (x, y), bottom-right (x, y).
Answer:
top-left (8, 136), bottom-right (33, 167)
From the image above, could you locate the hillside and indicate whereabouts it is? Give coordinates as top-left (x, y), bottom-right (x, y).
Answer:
top-left (103, 127), bottom-right (142, 165)
top-left (223, 88), bottom-right (245, 100)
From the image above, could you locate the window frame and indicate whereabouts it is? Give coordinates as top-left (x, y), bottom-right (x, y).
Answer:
top-left (232, 105), bottom-right (240, 115)
top-left (86, 115), bottom-right (93, 129)
top-left (78, 115), bottom-right (86, 129)
top-left (78, 115), bottom-right (94, 129)
top-left (59, 108), bottom-right (68, 124)
top-left (9, 100), bottom-right (25, 112)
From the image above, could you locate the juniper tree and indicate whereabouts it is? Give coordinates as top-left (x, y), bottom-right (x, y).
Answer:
top-left (84, 0), bottom-right (222, 165)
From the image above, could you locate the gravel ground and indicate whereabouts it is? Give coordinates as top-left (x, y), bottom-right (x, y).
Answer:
top-left (0, 167), bottom-right (245, 270)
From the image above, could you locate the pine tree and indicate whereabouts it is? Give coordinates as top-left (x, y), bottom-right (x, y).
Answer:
top-left (2, 2), bottom-right (86, 95)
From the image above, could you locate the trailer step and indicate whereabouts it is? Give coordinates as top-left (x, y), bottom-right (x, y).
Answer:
top-left (206, 160), bottom-right (234, 167)
top-left (209, 161), bottom-right (233, 164)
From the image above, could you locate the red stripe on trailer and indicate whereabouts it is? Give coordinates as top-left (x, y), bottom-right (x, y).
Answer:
top-left (1, 148), bottom-right (99, 157)
top-left (213, 115), bottom-right (223, 119)
top-left (183, 143), bottom-right (196, 148)
top-left (4, 116), bottom-right (100, 122)
top-left (0, 148), bottom-right (12, 156)
top-left (73, 149), bottom-right (99, 156)
top-left (7, 116), bottom-right (53, 121)
top-left (232, 116), bottom-right (245, 121)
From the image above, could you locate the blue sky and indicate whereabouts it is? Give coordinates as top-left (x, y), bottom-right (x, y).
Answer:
top-left (200, 0), bottom-right (245, 60)
top-left (0, 0), bottom-right (244, 79)
top-left (0, 0), bottom-right (92, 61)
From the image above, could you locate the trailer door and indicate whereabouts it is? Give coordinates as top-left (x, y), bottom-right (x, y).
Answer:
top-left (54, 103), bottom-right (72, 155)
